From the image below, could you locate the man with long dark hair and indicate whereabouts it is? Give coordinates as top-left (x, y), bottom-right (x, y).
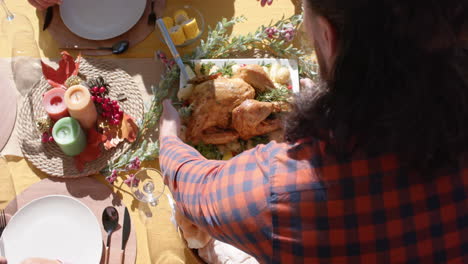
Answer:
top-left (159, 0), bottom-right (468, 262)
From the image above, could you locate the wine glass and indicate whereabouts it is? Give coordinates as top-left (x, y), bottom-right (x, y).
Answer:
top-left (130, 168), bottom-right (191, 263)
top-left (0, 6), bottom-right (42, 96)
top-left (131, 168), bottom-right (166, 208)
top-left (0, 0), bottom-right (14, 21)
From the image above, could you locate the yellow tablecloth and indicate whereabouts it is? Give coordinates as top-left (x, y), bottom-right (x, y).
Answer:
top-left (0, 0), bottom-right (298, 263)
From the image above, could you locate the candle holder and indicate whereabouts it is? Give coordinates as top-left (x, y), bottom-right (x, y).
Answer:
top-left (18, 57), bottom-right (144, 178)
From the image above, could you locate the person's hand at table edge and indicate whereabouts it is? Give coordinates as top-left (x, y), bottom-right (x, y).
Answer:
top-left (258, 0), bottom-right (273, 7)
top-left (159, 99), bottom-right (181, 140)
top-left (28, 0), bottom-right (62, 11)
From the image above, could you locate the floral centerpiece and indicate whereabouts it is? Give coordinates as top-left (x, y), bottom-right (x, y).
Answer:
top-left (38, 52), bottom-right (139, 172)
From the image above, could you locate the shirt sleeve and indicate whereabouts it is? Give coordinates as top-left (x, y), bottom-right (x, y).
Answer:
top-left (159, 136), bottom-right (280, 260)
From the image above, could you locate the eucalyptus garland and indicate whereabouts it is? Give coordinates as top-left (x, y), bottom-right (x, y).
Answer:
top-left (102, 14), bottom-right (318, 179)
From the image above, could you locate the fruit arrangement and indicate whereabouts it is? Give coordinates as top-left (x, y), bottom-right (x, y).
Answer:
top-left (87, 77), bottom-right (124, 126)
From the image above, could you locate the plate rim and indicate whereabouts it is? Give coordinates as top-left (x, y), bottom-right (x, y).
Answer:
top-left (2, 194), bottom-right (103, 263)
top-left (59, 0), bottom-right (147, 41)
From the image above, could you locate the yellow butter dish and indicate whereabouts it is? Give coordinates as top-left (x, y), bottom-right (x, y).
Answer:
top-left (182, 18), bottom-right (200, 40)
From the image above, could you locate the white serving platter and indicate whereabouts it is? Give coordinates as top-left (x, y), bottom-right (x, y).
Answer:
top-left (180, 58), bottom-right (300, 94)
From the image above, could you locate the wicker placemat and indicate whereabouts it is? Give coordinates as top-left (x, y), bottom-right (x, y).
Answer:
top-left (18, 57), bottom-right (143, 178)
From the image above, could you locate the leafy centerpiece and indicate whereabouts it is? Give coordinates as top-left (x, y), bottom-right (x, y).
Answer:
top-left (103, 14), bottom-right (318, 185)
top-left (38, 52), bottom-right (139, 172)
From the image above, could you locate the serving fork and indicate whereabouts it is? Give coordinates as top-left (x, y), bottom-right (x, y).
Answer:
top-left (0, 209), bottom-right (6, 237)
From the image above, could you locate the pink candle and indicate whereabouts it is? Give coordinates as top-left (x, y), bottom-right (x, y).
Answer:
top-left (64, 85), bottom-right (97, 130)
top-left (42, 88), bottom-right (69, 121)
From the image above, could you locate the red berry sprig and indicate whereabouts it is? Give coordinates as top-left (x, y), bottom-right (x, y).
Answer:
top-left (42, 132), bottom-right (54, 143)
top-left (87, 76), bottom-right (124, 126)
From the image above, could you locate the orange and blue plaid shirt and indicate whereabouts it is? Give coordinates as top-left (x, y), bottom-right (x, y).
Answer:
top-left (160, 136), bottom-right (468, 263)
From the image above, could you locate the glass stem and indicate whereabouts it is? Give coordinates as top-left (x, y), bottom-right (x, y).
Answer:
top-left (1, 0), bottom-right (14, 21)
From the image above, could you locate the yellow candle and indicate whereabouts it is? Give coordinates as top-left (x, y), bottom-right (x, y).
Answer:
top-left (64, 85), bottom-right (97, 130)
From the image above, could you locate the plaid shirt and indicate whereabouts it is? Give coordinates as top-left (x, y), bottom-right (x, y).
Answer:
top-left (160, 136), bottom-right (468, 263)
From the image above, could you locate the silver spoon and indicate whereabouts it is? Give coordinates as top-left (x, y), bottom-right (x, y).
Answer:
top-left (61, 40), bottom-right (130, 54)
top-left (102, 206), bottom-right (119, 264)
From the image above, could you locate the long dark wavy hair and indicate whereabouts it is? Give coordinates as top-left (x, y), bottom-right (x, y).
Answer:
top-left (285, 0), bottom-right (468, 171)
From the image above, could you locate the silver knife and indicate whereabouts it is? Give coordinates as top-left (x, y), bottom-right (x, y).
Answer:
top-left (121, 207), bottom-right (131, 264)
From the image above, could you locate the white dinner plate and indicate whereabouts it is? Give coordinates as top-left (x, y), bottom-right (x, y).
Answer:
top-left (1, 195), bottom-right (102, 264)
top-left (60, 0), bottom-right (146, 40)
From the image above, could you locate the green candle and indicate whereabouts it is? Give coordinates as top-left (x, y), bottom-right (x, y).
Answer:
top-left (52, 117), bottom-right (87, 156)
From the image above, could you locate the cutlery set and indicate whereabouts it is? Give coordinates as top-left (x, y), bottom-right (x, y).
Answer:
top-left (102, 206), bottom-right (131, 264)
top-left (0, 206), bottom-right (130, 263)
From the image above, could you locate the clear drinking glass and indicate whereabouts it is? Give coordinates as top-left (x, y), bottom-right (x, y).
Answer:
top-left (130, 168), bottom-right (189, 263)
top-left (0, 7), bottom-right (42, 96)
top-left (0, 0), bottom-right (14, 21)
top-left (131, 168), bottom-right (166, 208)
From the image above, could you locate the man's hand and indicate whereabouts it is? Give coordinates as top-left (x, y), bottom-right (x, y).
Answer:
top-left (258, 0), bottom-right (273, 7)
top-left (28, 0), bottom-right (62, 10)
top-left (159, 99), bottom-right (181, 140)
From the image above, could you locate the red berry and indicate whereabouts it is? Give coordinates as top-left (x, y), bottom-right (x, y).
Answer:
top-left (114, 104), bottom-right (120, 111)
top-left (92, 87), bottom-right (99, 93)
top-left (118, 110), bottom-right (124, 116)
top-left (48, 136), bottom-right (54, 142)
top-left (99, 87), bottom-right (106, 93)
top-left (287, 85), bottom-right (293, 90)
top-left (112, 100), bottom-right (118, 105)
top-left (91, 96), bottom-right (96, 101)
top-left (114, 114), bottom-right (121, 120)
top-left (96, 97), bottom-right (102, 103)
top-left (103, 98), bottom-right (109, 104)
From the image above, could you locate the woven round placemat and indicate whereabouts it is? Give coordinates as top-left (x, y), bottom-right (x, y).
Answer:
top-left (18, 57), bottom-right (143, 178)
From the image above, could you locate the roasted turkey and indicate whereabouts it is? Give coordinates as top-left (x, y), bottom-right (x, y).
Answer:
top-left (186, 65), bottom-right (286, 145)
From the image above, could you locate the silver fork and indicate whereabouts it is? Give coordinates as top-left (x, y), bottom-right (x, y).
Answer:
top-left (0, 209), bottom-right (6, 237)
